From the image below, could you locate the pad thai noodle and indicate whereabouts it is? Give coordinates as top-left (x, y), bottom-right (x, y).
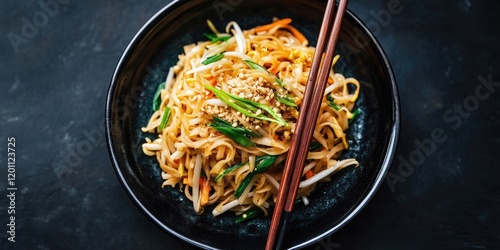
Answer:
top-left (141, 18), bottom-right (360, 221)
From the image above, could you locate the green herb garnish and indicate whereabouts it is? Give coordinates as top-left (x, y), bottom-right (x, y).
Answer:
top-left (201, 52), bottom-right (225, 65)
top-left (204, 33), bottom-right (232, 43)
top-left (152, 82), bottom-right (165, 111)
top-left (234, 155), bottom-right (278, 197)
top-left (204, 84), bottom-right (288, 127)
top-left (348, 109), bottom-right (361, 124)
top-left (326, 94), bottom-right (342, 111)
top-left (236, 206), bottom-right (263, 223)
top-left (158, 107), bottom-right (171, 131)
top-left (276, 94), bottom-right (298, 108)
top-left (244, 60), bottom-right (285, 87)
top-left (210, 116), bottom-right (260, 147)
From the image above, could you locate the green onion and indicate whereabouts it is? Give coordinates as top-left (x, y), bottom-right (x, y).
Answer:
top-left (212, 116), bottom-right (260, 138)
top-left (215, 162), bottom-right (246, 182)
top-left (326, 94), bottom-right (342, 111)
top-left (211, 126), bottom-right (255, 147)
top-left (236, 206), bottom-right (263, 223)
top-left (234, 155), bottom-right (278, 198)
top-left (244, 60), bottom-right (285, 87)
top-left (152, 82), bottom-right (165, 111)
top-left (204, 84), bottom-right (288, 127)
top-left (201, 52), bottom-right (225, 65)
top-left (209, 116), bottom-right (260, 147)
top-left (308, 141), bottom-right (322, 151)
top-left (348, 109), bottom-right (361, 124)
top-left (203, 33), bottom-right (231, 43)
top-left (158, 107), bottom-right (171, 131)
top-left (276, 94), bottom-right (298, 108)
top-left (275, 78), bottom-right (284, 87)
top-left (253, 155), bottom-right (278, 174)
top-left (328, 101), bottom-right (342, 111)
top-left (244, 59), bottom-right (268, 71)
top-left (215, 154), bottom-right (275, 183)
top-left (234, 173), bottom-right (254, 198)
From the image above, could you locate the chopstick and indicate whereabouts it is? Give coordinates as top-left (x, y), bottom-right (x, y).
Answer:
top-left (265, 0), bottom-right (349, 249)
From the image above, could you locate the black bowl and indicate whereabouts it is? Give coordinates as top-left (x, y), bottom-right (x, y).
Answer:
top-left (105, 0), bottom-right (400, 249)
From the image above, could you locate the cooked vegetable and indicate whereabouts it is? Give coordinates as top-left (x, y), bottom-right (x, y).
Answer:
top-left (215, 161), bottom-right (247, 182)
top-left (204, 33), bottom-right (232, 43)
top-left (276, 94), bottom-right (298, 108)
top-left (209, 116), bottom-right (260, 147)
top-left (254, 18), bottom-right (292, 32)
top-left (283, 25), bottom-right (307, 44)
top-left (326, 94), bottom-right (342, 111)
top-left (152, 82), bottom-right (165, 111)
top-left (234, 155), bottom-right (278, 197)
top-left (244, 60), bottom-right (285, 87)
top-left (201, 52), bottom-right (225, 65)
top-left (349, 109), bottom-right (361, 124)
top-left (236, 206), bottom-right (263, 223)
top-left (308, 141), bottom-right (322, 151)
top-left (204, 84), bottom-right (288, 126)
top-left (200, 177), bottom-right (211, 206)
top-left (158, 107), bottom-right (171, 130)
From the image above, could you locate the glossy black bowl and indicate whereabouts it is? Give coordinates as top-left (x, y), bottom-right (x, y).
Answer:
top-left (105, 0), bottom-right (400, 249)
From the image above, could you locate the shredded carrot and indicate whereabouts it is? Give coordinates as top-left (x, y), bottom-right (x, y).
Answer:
top-left (204, 76), bottom-right (217, 98)
top-left (283, 25), bottom-right (308, 44)
top-left (183, 178), bottom-right (190, 185)
top-left (305, 169), bottom-right (314, 179)
top-left (255, 18), bottom-right (292, 33)
top-left (207, 76), bottom-right (217, 86)
top-left (199, 178), bottom-right (211, 206)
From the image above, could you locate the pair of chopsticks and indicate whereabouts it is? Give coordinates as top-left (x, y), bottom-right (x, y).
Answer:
top-left (265, 0), bottom-right (349, 249)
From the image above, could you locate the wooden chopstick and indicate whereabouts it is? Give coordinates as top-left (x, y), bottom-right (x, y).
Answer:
top-left (265, 0), bottom-right (349, 249)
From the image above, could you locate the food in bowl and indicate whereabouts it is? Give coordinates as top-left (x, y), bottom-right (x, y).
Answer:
top-left (140, 18), bottom-right (361, 221)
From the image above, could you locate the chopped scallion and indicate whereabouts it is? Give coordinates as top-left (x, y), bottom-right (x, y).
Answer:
top-left (235, 206), bottom-right (263, 223)
top-left (201, 52), bottom-right (225, 65)
top-left (234, 155), bottom-right (278, 198)
top-left (158, 107), bottom-right (171, 130)
top-left (209, 116), bottom-right (260, 147)
top-left (308, 141), bottom-right (322, 151)
top-left (348, 109), bottom-right (361, 124)
top-left (204, 84), bottom-right (288, 127)
top-left (152, 82), bottom-right (165, 111)
top-left (203, 33), bottom-right (232, 43)
top-left (215, 162), bottom-right (246, 182)
top-left (326, 94), bottom-right (342, 111)
top-left (244, 60), bottom-right (284, 87)
top-left (276, 94), bottom-right (298, 108)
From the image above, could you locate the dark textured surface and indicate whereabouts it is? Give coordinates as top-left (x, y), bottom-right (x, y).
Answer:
top-left (0, 0), bottom-right (499, 249)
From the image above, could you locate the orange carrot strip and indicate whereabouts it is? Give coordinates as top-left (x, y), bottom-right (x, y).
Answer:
top-left (255, 18), bottom-right (292, 33)
top-left (210, 78), bottom-right (217, 86)
top-left (305, 169), bottom-right (314, 179)
top-left (284, 25), bottom-right (308, 44)
top-left (205, 77), bottom-right (216, 98)
top-left (200, 178), bottom-right (211, 206)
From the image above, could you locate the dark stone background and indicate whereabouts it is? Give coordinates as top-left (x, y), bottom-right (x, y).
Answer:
top-left (1, 0), bottom-right (499, 249)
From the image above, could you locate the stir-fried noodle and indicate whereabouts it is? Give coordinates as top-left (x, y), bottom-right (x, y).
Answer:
top-left (141, 18), bottom-right (360, 219)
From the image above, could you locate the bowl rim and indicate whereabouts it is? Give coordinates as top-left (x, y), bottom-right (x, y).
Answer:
top-left (105, 0), bottom-right (400, 249)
